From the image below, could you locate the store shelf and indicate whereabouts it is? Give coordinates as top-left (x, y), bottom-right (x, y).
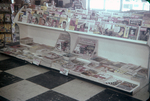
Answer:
top-left (15, 21), bottom-right (65, 31)
top-left (67, 30), bottom-right (148, 45)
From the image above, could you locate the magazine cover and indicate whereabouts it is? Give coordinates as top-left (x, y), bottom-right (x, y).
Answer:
top-left (27, 9), bottom-right (33, 23)
top-left (55, 33), bottom-right (70, 52)
top-left (38, 11), bottom-right (45, 25)
top-left (87, 20), bottom-right (95, 34)
top-left (5, 24), bottom-right (11, 32)
top-left (72, 65), bottom-right (87, 73)
top-left (32, 10), bottom-right (39, 24)
top-left (117, 81), bottom-right (138, 91)
top-left (90, 11), bottom-right (98, 21)
top-left (116, 18), bottom-right (129, 25)
top-left (45, 16), bottom-right (53, 27)
top-left (138, 27), bottom-right (150, 41)
top-left (103, 23), bottom-right (115, 36)
top-left (113, 24), bottom-right (126, 38)
top-left (37, 10), bottom-right (44, 18)
top-left (93, 21), bottom-right (102, 34)
top-left (127, 26), bottom-right (138, 40)
top-left (18, 12), bottom-right (23, 22)
top-left (0, 14), bottom-right (4, 22)
top-left (51, 17), bottom-right (60, 27)
top-left (5, 14), bottom-right (11, 22)
top-left (5, 34), bottom-right (12, 43)
top-left (22, 14), bottom-right (28, 23)
top-left (129, 19), bottom-right (142, 26)
top-left (73, 37), bottom-right (97, 58)
top-left (0, 34), bottom-right (4, 47)
top-left (69, 18), bottom-right (78, 31)
top-left (71, 59), bottom-right (85, 66)
top-left (58, 17), bottom-right (67, 29)
top-left (75, 19), bottom-right (88, 32)
top-left (0, 24), bottom-right (4, 32)
top-left (43, 11), bottom-right (49, 20)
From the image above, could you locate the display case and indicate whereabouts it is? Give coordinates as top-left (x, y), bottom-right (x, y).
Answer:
top-left (1, 5), bottom-right (149, 95)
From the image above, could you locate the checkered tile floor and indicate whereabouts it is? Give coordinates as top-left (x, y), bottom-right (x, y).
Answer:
top-left (0, 53), bottom-right (149, 101)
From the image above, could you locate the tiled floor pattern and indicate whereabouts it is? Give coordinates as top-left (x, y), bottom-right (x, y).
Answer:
top-left (0, 53), bottom-right (149, 101)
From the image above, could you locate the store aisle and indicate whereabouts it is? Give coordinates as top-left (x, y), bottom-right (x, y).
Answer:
top-left (0, 53), bottom-right (149, 101)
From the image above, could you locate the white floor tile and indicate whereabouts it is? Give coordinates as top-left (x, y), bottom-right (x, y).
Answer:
top-left (0, 80), bottom-right (49, 101)
top-left (133, 84), bottom-right (149, 101)
top-left (53, 79), bottom-right (106, 101)
top-left (0, 54), bottom-right (9, 61)
top-left (5, 64), bottom-right (49, 79)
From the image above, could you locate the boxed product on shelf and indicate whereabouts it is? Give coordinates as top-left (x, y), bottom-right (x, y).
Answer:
top-left (0, 14), bottom-right (4, 22)
top-left (3, 4), bottom-right (10, 12)
top-left (0, 24), bottom-right (4, 32)
top-left (20, 37), bottom-right (33, 45)
top-left (4, 24), bottom-right (11, 32)
top-left (0, 34), bottom-right (4, 47)
top-left (5, 34), bottom-right (12, 43)
top-left (5, 14), bottom-right (11, 22)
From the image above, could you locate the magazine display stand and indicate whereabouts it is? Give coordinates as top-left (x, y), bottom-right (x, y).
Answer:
top-left (1, 6), bottom-right (149, 95)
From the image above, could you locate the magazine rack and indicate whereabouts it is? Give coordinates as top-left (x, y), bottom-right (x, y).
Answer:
top-left (11, 7), bottom-right (150, 95)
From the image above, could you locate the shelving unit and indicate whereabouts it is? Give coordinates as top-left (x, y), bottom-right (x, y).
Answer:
top-left (0, 0), bottom-right (12, 48)
top-left (0, 5), bottom-right (149, 95)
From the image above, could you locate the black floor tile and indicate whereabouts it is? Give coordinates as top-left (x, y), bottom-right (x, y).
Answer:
top-left (87, 89), bottom-right (141, 101)
top-left (0, 72), bottom-right (23, 88)
top-left (26, 90), bottom-right (78, 101)
top-left (0, 58), bottom-right (27, 71)
top-left (0, 96), bottom-right (9, 101)
top-left (27, 70), bottom-right (74, 89)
